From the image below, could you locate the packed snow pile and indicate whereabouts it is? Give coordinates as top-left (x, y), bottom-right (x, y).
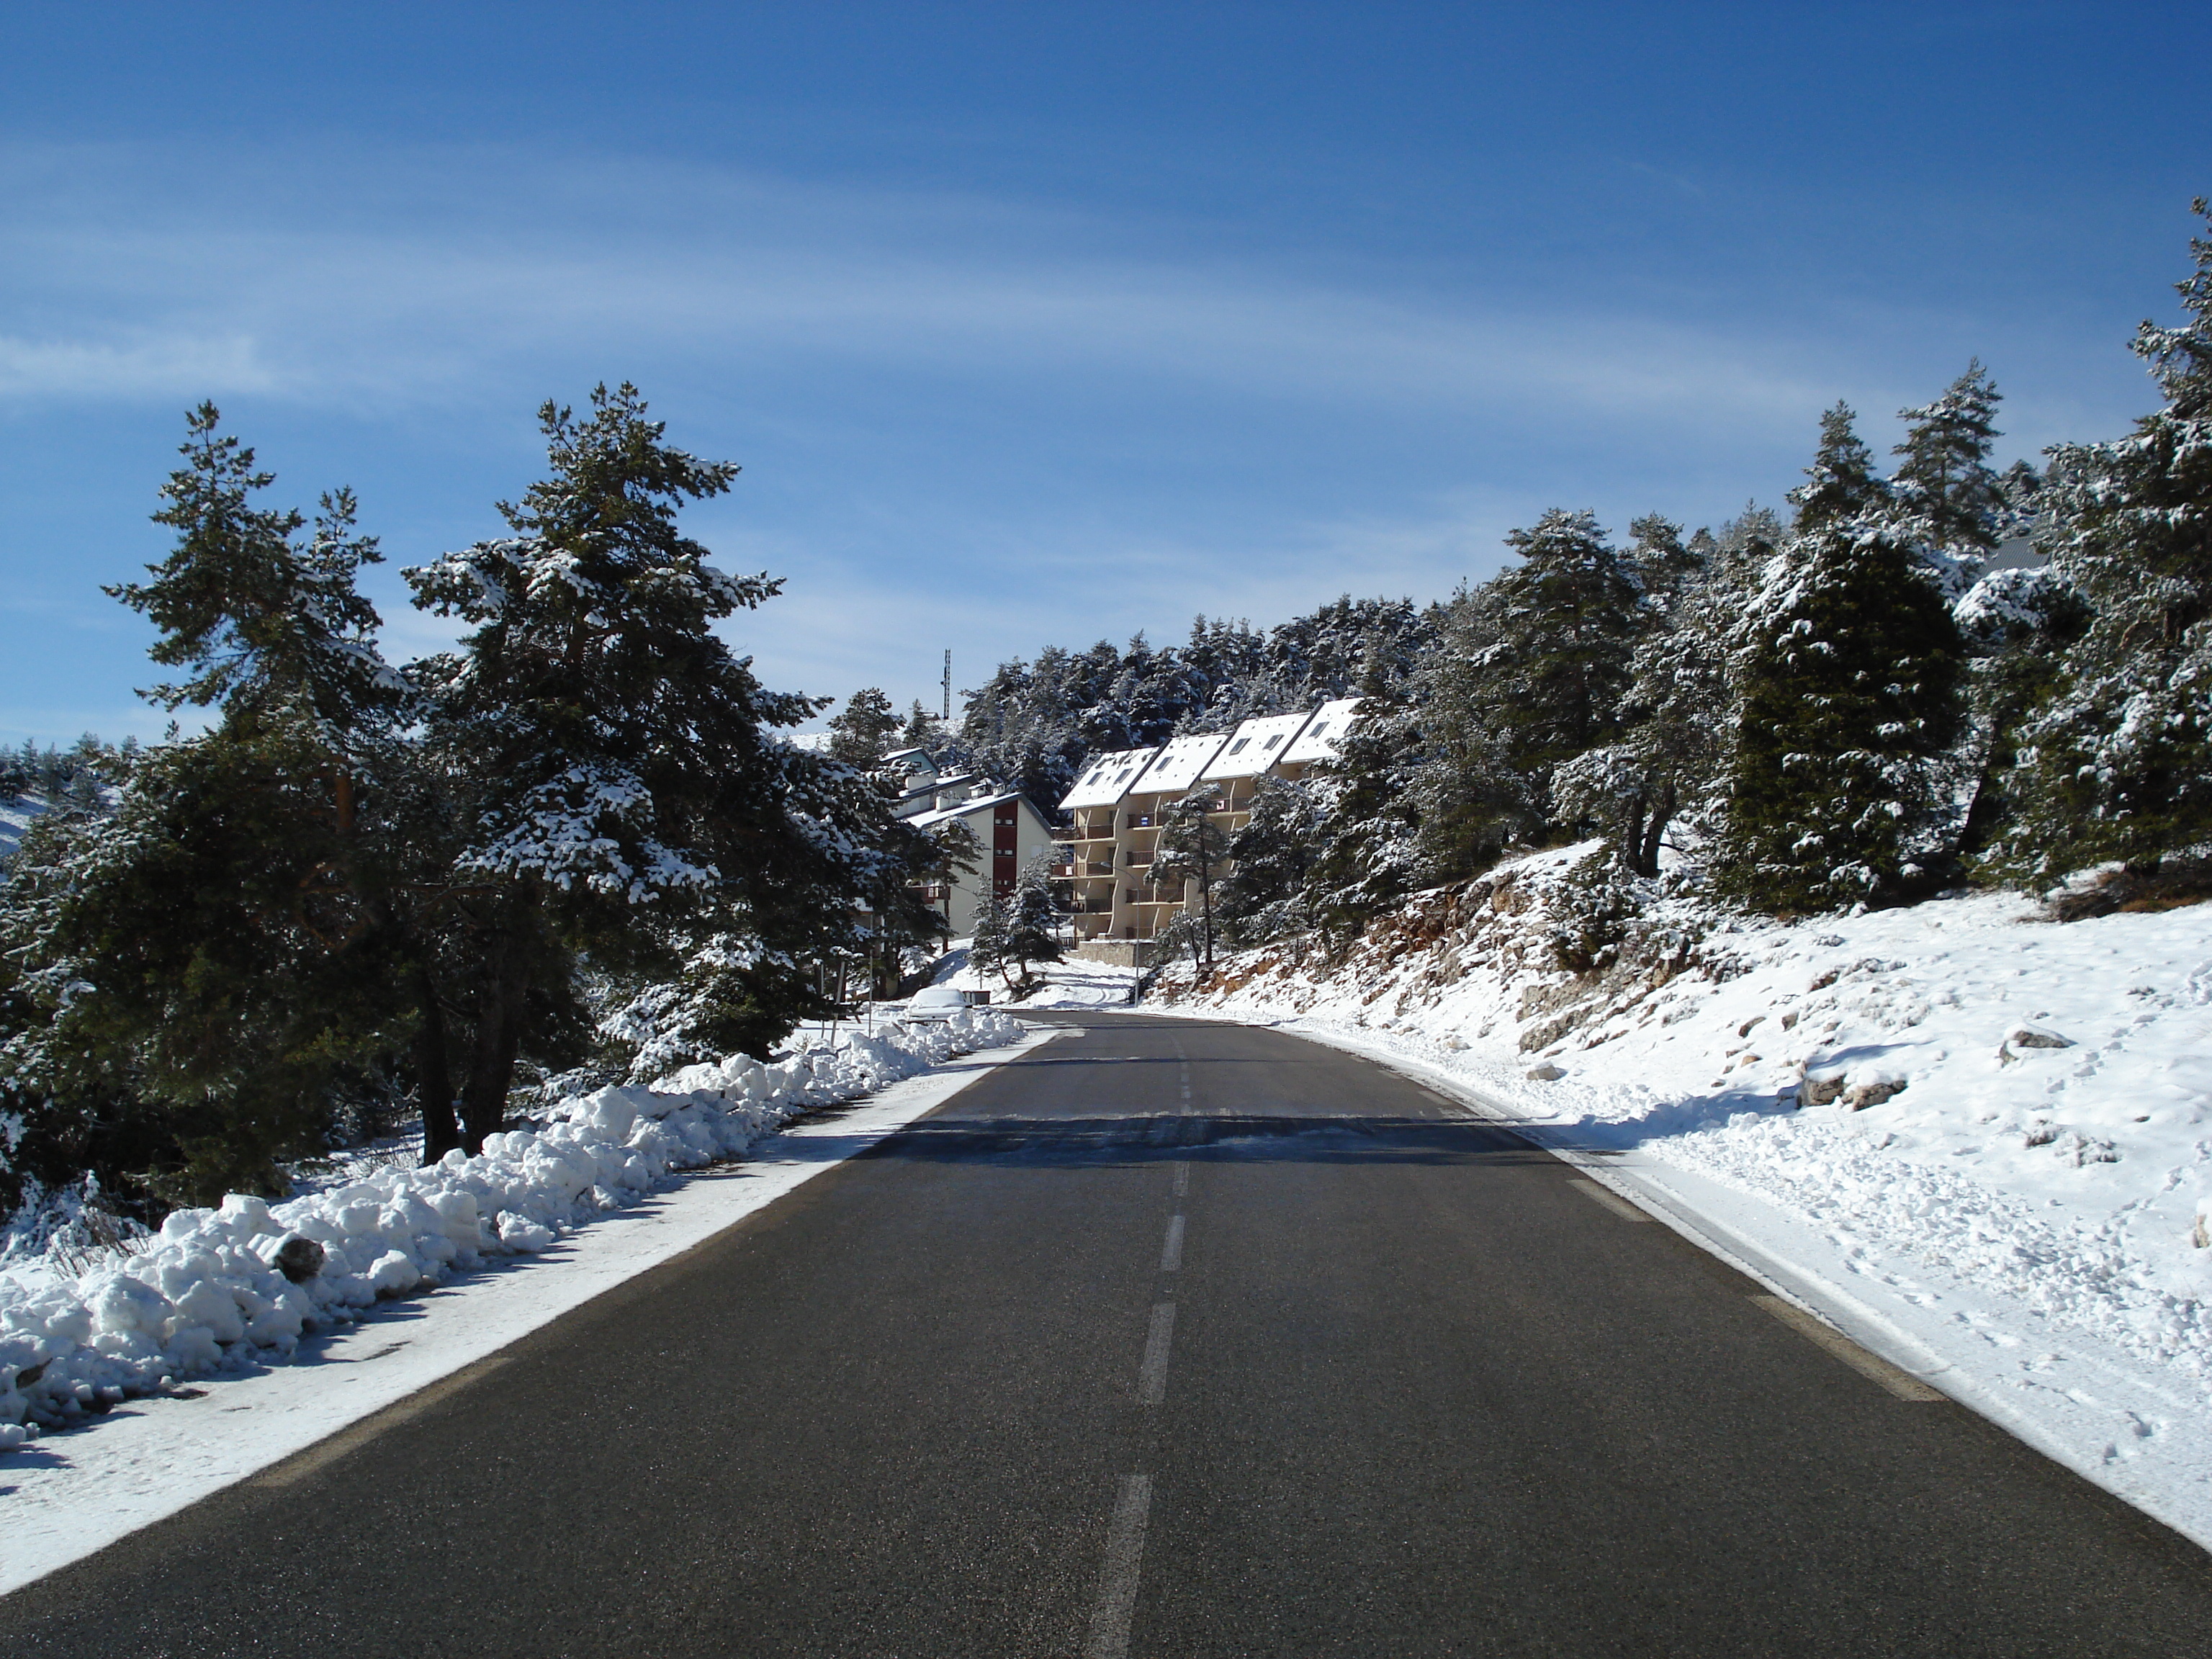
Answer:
top-left (1159, 846), bottom-right (2212, 1390)
top-left (0, 1007), bottom-right (1022, 1450)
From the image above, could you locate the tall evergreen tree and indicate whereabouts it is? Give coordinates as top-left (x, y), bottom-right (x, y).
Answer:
top-left (1215, 775), bottom-right (1323, 944)
top-left (1715, 408), bottom-right (1964, 911)
top-left (1892, 361), bottom-right (2008, 572)
top-left (1, 408), bottom-right (409, 1206)
top-left (1995, 200), bottom-right (2212, 878)
top-left (1407, 510), bottom-right (1642, 878)
top-left (827, 687), bottom-right (901, 770)
top-left (1553, 516), bottom-right (1734, 876)
top-left (1305, 647), bottom-right (1428, 948)
top-left (405, 384), bottom-right (891, 1152)
top-left (969, 855), bottom-right (1063, 993)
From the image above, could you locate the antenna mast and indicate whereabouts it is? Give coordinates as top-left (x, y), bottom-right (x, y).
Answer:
top-left (941, 649), bottom-right (952, 722)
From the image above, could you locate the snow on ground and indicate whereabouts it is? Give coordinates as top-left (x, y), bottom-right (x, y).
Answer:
top-left (1151, 846), bottom-right (2212, 1550)
top-left (929, 937), bottom-right (1142, 1010)
top-left (0, 1010), bottom-right (1030, 1493)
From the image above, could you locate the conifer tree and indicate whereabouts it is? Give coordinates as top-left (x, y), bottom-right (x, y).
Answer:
top-left (406, 384), bottom-right (889, 1151)
top-left (827, 687), bottom-right (900, 770)
top-left (1153, 785), bottom-right (1232, 969)
top-left (1, 408), bottom-right (409, 1205)
top-left (1715, 407), bottom-right (1964, 910)
top-left (1552, 516), bottom-right (1735, 876)
top-left (1215, 775), bottom-right (1323, 943)
top-left (969, 855), bottom-right (1063, 993)
top-left (1892, 361), bottom-right (2008, 577)
top-left (1407, 511), bottom-right (1642, 878)
top-left (1305, 648), bottom-right (1427, 948)
top-left (1995, 201), bottom-right (2212, 878)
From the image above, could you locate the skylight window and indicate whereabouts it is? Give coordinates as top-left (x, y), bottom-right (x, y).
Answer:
top-left (1228, 738), bottom-right (1249, 755)
top-left (1264, 735), bottom-right (1281, 749)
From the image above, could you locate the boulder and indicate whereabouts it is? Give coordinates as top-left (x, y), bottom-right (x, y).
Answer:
top-left (271, 1236), bottom-right (325, 1284)
top-left (1525, 1063), bottom-right (1566, 1082)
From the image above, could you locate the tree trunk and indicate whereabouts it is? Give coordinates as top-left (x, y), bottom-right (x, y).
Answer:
top-left (415, 961), bottom-right (461, 1164)
top-left (458, 928), bottom-right (531, 1154)
top-left (1636, 783), bottom-right (1676, 879)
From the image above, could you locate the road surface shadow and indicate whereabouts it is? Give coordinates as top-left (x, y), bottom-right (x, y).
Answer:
top-left (858, 1112), bottom-right (1560, 1168)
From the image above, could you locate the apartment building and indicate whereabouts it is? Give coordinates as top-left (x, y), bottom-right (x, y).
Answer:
top-left (1052, 701), bottom-right (1358, 961)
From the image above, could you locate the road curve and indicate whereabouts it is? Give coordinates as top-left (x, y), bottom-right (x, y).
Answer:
top-left (4, 1011), bottom-right (2208, 1656)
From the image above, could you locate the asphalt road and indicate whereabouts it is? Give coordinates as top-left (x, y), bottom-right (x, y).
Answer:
top-left (6, 1012), bottom-right (2210, 1656)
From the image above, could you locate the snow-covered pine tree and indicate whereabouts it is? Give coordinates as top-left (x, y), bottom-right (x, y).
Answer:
top-left (1892, 361), bottom-right (2008, 592)
top-left (406, 384), bottom-right (891, 1152)
top-left (969, 855), bottom-right (1064, 993)
top-left (1407, 510), bottom-right (1642, 879)
top-left (1553, 516), bottom-right (1733, 876)
top-left (1304, 647), bottom-right (1428, 950)
top-left (1, 407), bottom-right (411, 1207)
top-left (827, 687), bottom-right (901, 770)
top-left (1153, 785), bottom-right (1233, 969)
top-left (1215, 774), bottom-right (1323, 944)
top-left (1714, 405), bottom-right (1965, 911)
top-left (1995, 202), bottom-right (2212, 881)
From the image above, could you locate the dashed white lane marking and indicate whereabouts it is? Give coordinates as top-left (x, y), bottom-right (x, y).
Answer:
top-left (1172, 1161), bottom-right (1189, 1197)
top-left (1570, 1179), bottom-right (1650, 1223)
top-left (1159, 1215), bottom-right (1185, 1274)
top-left (1750, 1294), bottom-right (1947, 1401)
top-left (1084, 1472), bottom-right (1154, 1659)
top-left (1138, 1303), bottom-right (1177, 1405)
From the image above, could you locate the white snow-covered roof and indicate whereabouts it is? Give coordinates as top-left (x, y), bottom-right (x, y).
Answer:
top-left (910, 790), bottom-right (1033, 831)
top-left (1200, 712), bottom-right (1314, 781)
top-left (1058, 747), bottom-right (1159, 810)
top-left (1276, 698), bottom-right (1362, 767)
top-left (1126, 733), bottom-right (1231, 798)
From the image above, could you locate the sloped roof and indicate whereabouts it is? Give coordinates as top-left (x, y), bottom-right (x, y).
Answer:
top-left (1058, 747), bottom-right (1160, 810)
top-left (1126, 732), bottom-right (1231, 797)
top-left (909, 790), bottom-right (1038, 831)
top-left (1200, 711), bottom-right (1314, 781)
top-left (1276, 697), bottom-right (1362, 767)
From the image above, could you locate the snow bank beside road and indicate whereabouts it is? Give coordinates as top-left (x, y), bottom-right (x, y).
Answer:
top-left (1154, 850), bottom-right (2212, 1545)
top-left (0, 1008), bottom-right (1024, 1451)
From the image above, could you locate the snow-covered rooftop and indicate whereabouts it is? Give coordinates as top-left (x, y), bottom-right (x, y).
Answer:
top-left (1276, 697), bottom-right (1361, 767)
top-left (1127, 733), bottom-right (1231, 798)
top-left (909, 790), bottom-right (1028, 830)
top-left (1200, 712), bottom-right (1314, 781)
top-left (1059, 747), bottom-right (1160, 810)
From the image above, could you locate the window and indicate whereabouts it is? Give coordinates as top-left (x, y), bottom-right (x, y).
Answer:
top-left (1228, 738), bottom-right (1249, 755)
top-left (1264, 735), bottom-right (1281, 749)
top-left (1308, 721), bottom-right (1328, 737)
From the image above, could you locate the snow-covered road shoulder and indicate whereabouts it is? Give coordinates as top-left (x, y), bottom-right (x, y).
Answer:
top-left (0, 1020), bottom-right (1055, 1596)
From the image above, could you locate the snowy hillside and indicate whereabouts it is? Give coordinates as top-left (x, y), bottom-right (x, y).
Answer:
top-left (1154, 849), bottom-right (2212, 1537)
top-left (0, 791), bottom-right (47, 863)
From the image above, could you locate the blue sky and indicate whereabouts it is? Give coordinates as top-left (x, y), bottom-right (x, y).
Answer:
top-left (1, 2), bottom-right (2206, 742)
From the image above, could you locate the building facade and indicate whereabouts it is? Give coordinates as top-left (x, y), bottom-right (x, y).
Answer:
top-left (1051, 700), bottom-right (1358, 959)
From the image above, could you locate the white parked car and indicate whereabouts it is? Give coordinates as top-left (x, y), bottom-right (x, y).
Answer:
top-left (904, 985), bottom-right (973, 1022)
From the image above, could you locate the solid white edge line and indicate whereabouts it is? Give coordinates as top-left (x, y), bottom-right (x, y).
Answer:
top-left (1750, 1294), bottom-right (1946, 1401)
top-left (1569, 1179), bottom-right (1651, 1223)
